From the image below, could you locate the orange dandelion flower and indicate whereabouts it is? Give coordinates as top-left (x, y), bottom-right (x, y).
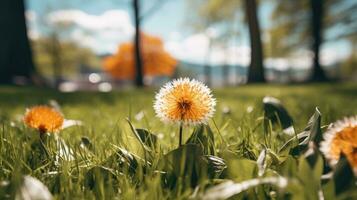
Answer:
top-left (320, 116), bottom-right (357, 175)
top-left (24, 106), bottom-right (64, 133)
top-left (154, 78), bottom-right (216, 125)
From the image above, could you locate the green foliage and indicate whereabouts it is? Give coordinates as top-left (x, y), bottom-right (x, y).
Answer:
top-left (185, 0), bottom-right (240, 44)
top-left (279, 108), bottom-right (322, 156)
top-left (186, 124), bottom-right (216, 155)
top-left (263, 96), bottom-right (293, 130)
top-left (268, 0), bottom-right (357, 57)
top-left (0, 84), bottom-right (356, 199)
top-left (31, 37), bottom-right (101, 77)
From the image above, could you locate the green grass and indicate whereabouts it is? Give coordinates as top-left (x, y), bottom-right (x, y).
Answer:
top-left (0, 82), bottom-right (356, 199)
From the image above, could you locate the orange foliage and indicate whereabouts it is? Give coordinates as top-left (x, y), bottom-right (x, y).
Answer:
top-left (103, 33), bottom-right (177, 80)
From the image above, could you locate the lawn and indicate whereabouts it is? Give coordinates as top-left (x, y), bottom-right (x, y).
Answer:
top-left (0, 82), bottom-right (356, 199)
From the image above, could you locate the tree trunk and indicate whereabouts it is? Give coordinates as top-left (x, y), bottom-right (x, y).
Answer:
top-left (0, 0), bottom-right (35, 84)
top-left (310, 0), bottom-right (327, 82)
top-left (133, 0), bottom-right (144, 87)
top-left (245, 0), bottom-right (265, 83)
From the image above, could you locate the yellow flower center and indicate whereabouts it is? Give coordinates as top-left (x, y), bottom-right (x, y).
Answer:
top-left (178, 98), bottom-right (192, 116)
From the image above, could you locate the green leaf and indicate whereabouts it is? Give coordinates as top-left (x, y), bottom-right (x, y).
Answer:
top-left (157, 144), bottom-right (209, 188)
top-left (158, 144), bottom-right (203, 175)
top-left (135, 129), bottom-right (158, 150)
top-left (263, 96), bottom-right (294, 131)
top-left (102, 147), bottom-right (143, 175)
top-left (279, 108), bottom-right (322, 156)
top-left (299, 108), bottom-right (322, 146)
top-left (203, 155), bottom-right (227, 178)
top-left (126, 119), bottom-right (152, 152)
top-left (85, 147), bottom-right (146, 193)
top-left (296, 153), bottom-right (324, 200)
top-left (297, 157), bottom-right (320, 199)
top-left (321, 179), bottom-right (336, 200)
top-left (225, 158), bottom-right (257, 182)
top-left (267, 149), bottom-right (283, 165)
top-left (185, 124), bottom-right (215, 155)
top-left (235, 139), bottom-right (257, 160)
top-left (333, 155), bottom-right (355, 196)
top-left (80, 136), bottom-right (94, 151)
top-left (84, 166), bottom-right (116, 190)
top-left (277, 155), bottom-right (298, 177)
top-left (303, 143), bottom-right (324, 178)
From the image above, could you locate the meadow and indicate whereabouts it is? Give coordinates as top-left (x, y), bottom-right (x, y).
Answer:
top-left (0, 82), bottom-right (356, 199)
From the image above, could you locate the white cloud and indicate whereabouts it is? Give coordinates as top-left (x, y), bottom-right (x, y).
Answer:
top-left (168, 31), bottom-right (182, 41)
top-left (165, 30), bottom-right (348, 69)
top-left (26, 10), bottom-right (37, 22)
top-left (320, 48), bottom-right (348, 66)
top-left (25, 10), bottom-right (41, 40)
top-left (47, 9), bottom-right (134, 53)
top-left (165, 33), bottom-right (209, 64)
top-left (48, 10), bottom-right (134, 34)
top-left (34, 9), bottom-right (348, 67)
top-left (165, 33), bottom-right (250, 66)
top-left (166, 31), bottom-right (345, 70)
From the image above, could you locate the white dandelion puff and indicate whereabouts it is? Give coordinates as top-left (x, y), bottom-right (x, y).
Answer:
top-left (153, 78), bottom-right (216, 125)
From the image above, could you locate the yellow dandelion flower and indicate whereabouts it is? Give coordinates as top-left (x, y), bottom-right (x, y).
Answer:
top-left (24, 105), bottom-right (64, 133)
top-left (320, 116), bottom-right (357, 174)
top-left (154, 78), bottom-right (216, 125)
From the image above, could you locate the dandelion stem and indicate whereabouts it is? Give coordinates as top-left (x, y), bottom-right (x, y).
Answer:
top-left (179, 123), bottom-right (183, 147)
top-left (39, 129), bottom-right (46, 142)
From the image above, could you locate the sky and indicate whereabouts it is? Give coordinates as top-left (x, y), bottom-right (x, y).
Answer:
top-left (25, 0), bottom-right (352, 70)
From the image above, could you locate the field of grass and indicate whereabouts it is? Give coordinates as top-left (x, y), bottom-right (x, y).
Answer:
top-left (0, 82), bottom-right (356, 199)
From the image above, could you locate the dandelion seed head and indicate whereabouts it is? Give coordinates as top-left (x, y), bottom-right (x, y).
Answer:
top-left (154, 78), bottom-right (216, 125)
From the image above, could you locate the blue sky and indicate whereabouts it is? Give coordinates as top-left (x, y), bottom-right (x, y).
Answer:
top-left (25, 0), bottom-right (352, 69)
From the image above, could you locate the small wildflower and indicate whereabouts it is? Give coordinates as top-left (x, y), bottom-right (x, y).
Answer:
top-left (135, 111), bottom-right (145, 121)
top-left (246, 106), bottom-right (254, 113)
top-left (24, 106), bottom-right (64, 133)
top-left (222, 106), bottom-right (231, 115)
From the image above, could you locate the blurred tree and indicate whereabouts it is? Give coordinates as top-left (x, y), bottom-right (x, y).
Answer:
top-left (245, 0), bottom-right (265, 83)
top-left (324, 1), bottom-right (357, 41)
top-left (186, 0), bottom-right (236, 86)
top-left (270, 0), bottom-right (357, 81)
top-left (103, 33), bottom-right (177, 81)
top-left (269, 1), bottom-right (309, 58)
top-left (34, 4), bottom-right (75, 88)
top-left (31, 37), bottom-right (100, 79)
top-left (340, 39), bottom-right (357, 79)
top-left (0, 0), bottom-right (35, 84)
top-left (133, 0), bottom-right (144, 87)
top-left (131, 0), bottom-right (170, 87)
top-left (187, 0), bottom-right (266, 83)
top-left (310, 0), bottom-right (326, 81)
top-left (49, 33), bottom-right (62, 87)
